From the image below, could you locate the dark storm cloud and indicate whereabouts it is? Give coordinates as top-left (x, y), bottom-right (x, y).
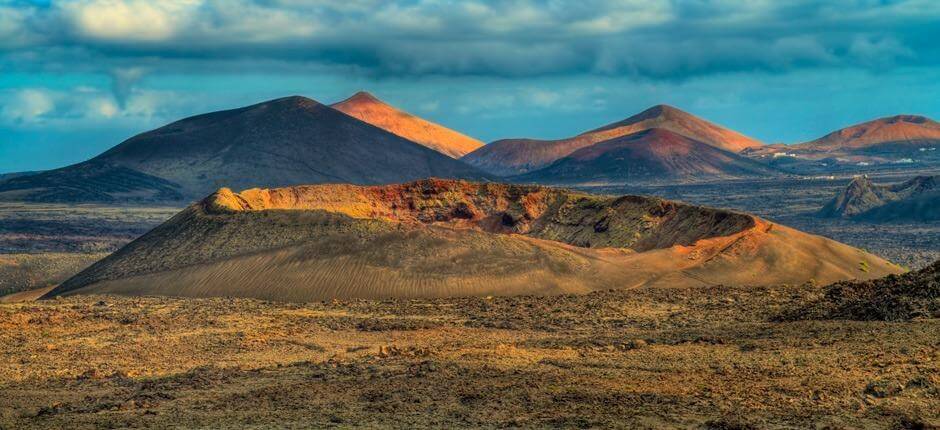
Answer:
top-left (2, 0), bottom-right (938, 82)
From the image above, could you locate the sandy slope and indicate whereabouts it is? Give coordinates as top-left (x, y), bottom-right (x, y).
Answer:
top-left (45, 180), bottom-right (900, 301)
top-left (332, 92), bottom-right (483, 158)
top-left (0, 285), bottom-right (54, 303)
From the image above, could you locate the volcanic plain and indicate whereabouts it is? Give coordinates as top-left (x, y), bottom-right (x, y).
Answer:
top-left (1, 281), bottom-right (937, 429)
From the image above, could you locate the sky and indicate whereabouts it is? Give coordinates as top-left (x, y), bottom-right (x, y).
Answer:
top-left (1, 0), bottom-right (939, 173)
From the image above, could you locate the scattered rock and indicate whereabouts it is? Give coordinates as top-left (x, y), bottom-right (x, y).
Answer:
top-left (864, 379), bottom-right (904, 398)
top-left (780, 259), bottom-right (940, 321)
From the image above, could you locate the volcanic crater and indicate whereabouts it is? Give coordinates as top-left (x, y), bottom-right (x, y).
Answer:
top-left (44, 179), bottom-right (900, 301)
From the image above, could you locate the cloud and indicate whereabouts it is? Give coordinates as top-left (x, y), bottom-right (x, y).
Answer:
top-left (0, 84), bottom-right (188, 129)
top-left (60, 0), bottom-right (200, 42)
top-left (418, 101), bottom-right (439, 113)
top-left (87, 96), bottom-right (118, 118)
top-left (0, 3), bottom-right (49, 49)
top-left (109, 66), bottom-right (146, 108)
top-left (2, 89), bottom-right (55, 123)
top-left (2, 1), bottom-right (937, 79)
top-left (0, 0), bottom-right (938, 109)
top-left (452, 85), bottom-right (606, 117)
top-left (848, 35), bottom-right (915, 68)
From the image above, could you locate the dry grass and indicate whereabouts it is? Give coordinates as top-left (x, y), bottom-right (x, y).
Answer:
top-left (1, 284), bottom-right (937, 429)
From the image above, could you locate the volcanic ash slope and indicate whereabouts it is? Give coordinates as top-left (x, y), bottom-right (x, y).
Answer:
top-left (45, 179), bottom-right (901, 301)
top-left (0, 96), bottom-right (489, 203)
top-left (462, 104), bottom-right (765, 176)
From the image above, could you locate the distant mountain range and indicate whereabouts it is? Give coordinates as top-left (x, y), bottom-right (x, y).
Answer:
top-left (1, 92), bottom-right (937, 203)
top-left (743, 115), bottom-right (940, 172)
top-left (0, 171), bottom-right (38, 182)
top-left (512, 128), bottom-right (776, 185)
top-left (0, 95), bottom-right (488, 203)
top-left (461, 104), bottom-right (765, 177)
top-left (798, 115), bottom-right (940, 154)
top-left (819, 175), bottom-right (939, 221)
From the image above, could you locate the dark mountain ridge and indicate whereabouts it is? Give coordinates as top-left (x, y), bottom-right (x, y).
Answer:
top-left (0, 96), bottom-right (489, 203)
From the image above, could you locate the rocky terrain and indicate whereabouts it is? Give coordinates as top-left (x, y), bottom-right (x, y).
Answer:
top-left (0, 96), bottom-right (488, 203)
top-left (1, 283), bottom-right (937, 429)
top-left (44, 179), bottom-right (898, 301)
top-left (0, 253), bottom-right (105, 299)
top-left (819, 175), bottom-right (938, 220)
top-left (819, 176), bottom-right (940, 222)
top-left (783, 259), bottom-right (940, 321)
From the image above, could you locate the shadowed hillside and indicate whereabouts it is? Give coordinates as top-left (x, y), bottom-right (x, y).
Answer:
top-left (819, 175), bottom-right (939, 221)
top-left (0, 96), bottom-right (488, 203)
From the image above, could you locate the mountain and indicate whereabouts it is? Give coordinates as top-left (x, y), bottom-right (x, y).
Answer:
top-left (818, 176), bottom-right (897, 218)
top-left (0, 164), bottom-right (185, 202)
top-left (583, 104), bottom-right (765, 153)
top-left (0, 171), bottom-right (38, 182)
top-left (43, 179), bottom-right (899, 302)
top-left (331, 91), bottom-right (483, 158)
top-left (0, 96), bottom-right (489, 203)
top-left (818, 175), bottom-right (939, 221)
top-left (462, 104), bottom-right (764, 176)
top-left (513, 128), bottom-right (778, 185)
top-left (796, 115), bottom-right (940, 154)
top-left (742, 115), bottom-right (940, 173)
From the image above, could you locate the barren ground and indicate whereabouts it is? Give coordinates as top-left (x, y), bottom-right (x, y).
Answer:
top-left (1, 285), bottom-right (937, 429)
top-left (0, 203), bottom-right (178, 295)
